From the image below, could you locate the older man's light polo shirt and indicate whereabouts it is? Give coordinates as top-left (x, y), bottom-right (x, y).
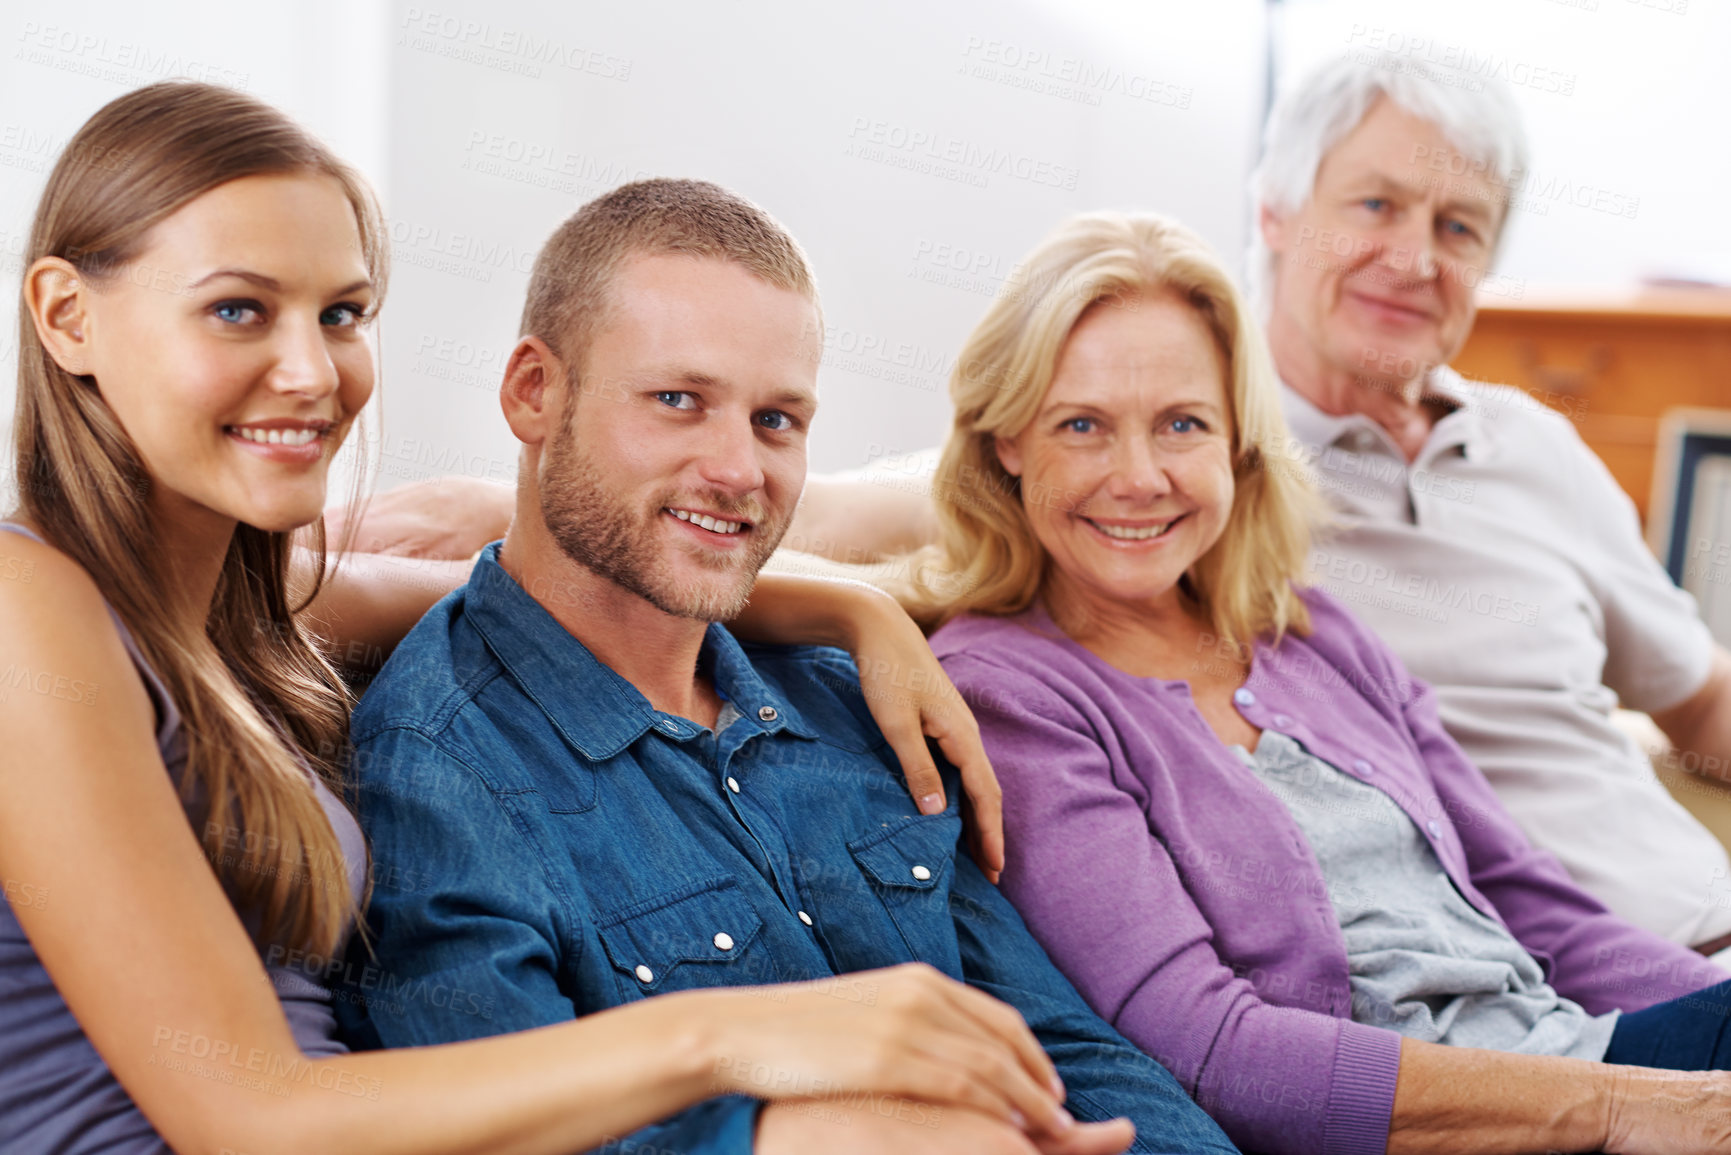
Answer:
top-left (1283, 367), bottom-right (1731, 945)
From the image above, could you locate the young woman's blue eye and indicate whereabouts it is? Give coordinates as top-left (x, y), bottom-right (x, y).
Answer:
top-left (1362, 197), bottom-right (1388, 212)
top-left (321, 303), bottom-right (366, 327)
top-left (212, 300), bottom-right (261, 324)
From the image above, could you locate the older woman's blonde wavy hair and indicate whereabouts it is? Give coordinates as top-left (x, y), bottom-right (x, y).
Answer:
top-left (901, 211), bottom-right (1322, 652)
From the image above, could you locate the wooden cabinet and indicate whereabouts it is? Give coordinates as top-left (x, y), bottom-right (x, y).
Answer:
top-left (1451, 288), bottom-right (1731, 524)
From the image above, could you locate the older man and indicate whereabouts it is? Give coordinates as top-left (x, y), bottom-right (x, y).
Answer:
top-left (1241, 55), bottom-right (1731, 952)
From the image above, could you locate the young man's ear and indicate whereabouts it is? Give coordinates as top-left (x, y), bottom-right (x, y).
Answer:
top-left (499, 336), bottom-right (567, 446)
top-left (25, 258), bottom-right (95, 376)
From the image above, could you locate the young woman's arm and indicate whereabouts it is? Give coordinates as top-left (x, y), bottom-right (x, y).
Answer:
top-left (0, 535), bottom-right (1067, 1155)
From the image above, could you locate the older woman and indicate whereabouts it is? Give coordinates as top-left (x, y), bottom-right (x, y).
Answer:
top-left (903, 211), bottom-right (1731, 1155)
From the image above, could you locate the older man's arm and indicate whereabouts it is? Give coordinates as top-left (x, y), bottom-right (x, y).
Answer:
top-left (1649, 646), bottom-right (1731, 791)
top-left (782, 449), bottom-right (943, 563)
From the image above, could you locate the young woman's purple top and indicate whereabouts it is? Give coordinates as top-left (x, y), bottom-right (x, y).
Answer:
top-left (0, 522), bottom-right (365, 1154)
top-left (930, 587), bottom-right (1728, 1155)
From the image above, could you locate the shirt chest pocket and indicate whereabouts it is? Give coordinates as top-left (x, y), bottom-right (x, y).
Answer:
top-left (847, 814), bottom-right (965, 974)
top-left (596, 879), bottom-right (776, 1000)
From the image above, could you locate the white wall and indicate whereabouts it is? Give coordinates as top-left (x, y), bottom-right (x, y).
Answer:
top-left (1272, 0), bottom-right (1731, 290)
top-left (378, 0), bottom-right (1269, 481)
top-left (11, 0), bottom-right (1719, 498)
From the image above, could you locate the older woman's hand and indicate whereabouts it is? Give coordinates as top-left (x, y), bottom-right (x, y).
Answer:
top-left (734, 572), bottom-right (1006, 883)
top-left (843, 586), bottom-right (1005, 883)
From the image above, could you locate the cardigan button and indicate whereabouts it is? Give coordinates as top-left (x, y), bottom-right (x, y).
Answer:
top-left (1233, 688), bottom-right (1256, 707)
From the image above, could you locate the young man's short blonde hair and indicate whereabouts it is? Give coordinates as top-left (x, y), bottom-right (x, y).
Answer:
top-left (520, 178), bottom-right (820, 373)
top-left (905, 211), bottom-right (1323, 652)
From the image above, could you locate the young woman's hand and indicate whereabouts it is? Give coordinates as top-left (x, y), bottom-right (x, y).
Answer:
top-left (698, 963), bottom-right (1066, 1136)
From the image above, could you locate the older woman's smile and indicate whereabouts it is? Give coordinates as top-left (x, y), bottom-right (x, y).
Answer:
top-left (1081, 514), bottom-right (1187, 543)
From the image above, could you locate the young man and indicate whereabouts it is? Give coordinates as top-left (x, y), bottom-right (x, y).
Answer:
top-left (340, 179), bottom-right (1237, 1155)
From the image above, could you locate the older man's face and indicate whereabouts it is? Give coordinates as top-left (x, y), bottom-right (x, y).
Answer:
top-left (1261, 96), bottom-right (1507, 390)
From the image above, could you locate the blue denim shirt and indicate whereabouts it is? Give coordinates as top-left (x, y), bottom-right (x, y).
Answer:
top-left (339, 544), bottom-right (1236, 1155)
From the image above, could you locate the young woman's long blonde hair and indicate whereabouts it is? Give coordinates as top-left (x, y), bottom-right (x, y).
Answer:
top-left (12, 82), bottom-right (386, 957)
top-left (902, 211), bottom-right (1321, 651)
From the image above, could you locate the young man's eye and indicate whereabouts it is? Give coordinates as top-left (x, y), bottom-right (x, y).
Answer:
top-left (654, 391), bottom-right (698, 410)
top-left (1441, 219), bottom-right (1477, 240)
top-left (756, 410), bottom-right (795, 432)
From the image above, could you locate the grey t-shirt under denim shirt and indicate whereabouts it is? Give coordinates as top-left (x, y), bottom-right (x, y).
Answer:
top-left (1231, 729), bottom-right (1619, 1058)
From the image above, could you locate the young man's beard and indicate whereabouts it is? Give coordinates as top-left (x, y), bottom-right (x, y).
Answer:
top-left (538, 422), bottom-right (789, 622)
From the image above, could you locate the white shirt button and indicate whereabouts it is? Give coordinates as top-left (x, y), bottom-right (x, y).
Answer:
top-left (797, 910), bottom-right (814, 926)
top-left (910, 864), bottom-right (932, 881)
top-left (726, 776), bottom-right (740, 794)
top-left (634, 965), bottom-right (654, 983)
top-left (713, 932), bottom-right (734, 951)
top-left (758, 705), bottom-right (778, 722)
top-left (1233, 688), bottom-right (1256, 706)
top-left (1426, 819), bottom-right (1443, 837)
top-left (1352, 759), bottom-right (1373, 776)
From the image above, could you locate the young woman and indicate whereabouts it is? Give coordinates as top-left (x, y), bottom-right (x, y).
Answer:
top-left (0, 82), bottom-right (1064, 1155)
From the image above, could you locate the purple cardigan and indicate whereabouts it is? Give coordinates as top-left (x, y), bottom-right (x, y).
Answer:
top-left (931, 588), bottom-right (1727, 1155)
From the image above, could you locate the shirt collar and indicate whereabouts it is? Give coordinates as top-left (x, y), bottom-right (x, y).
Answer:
top-left (463, 542), bottom-right (818, 761)
top-left (1278, 363), bottom-right (1490, 463)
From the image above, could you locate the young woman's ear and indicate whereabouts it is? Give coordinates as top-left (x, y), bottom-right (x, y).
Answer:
top-left (25, 257), bottom-right (95, 376)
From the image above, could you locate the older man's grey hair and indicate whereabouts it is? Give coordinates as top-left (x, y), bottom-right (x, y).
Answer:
top-left (1247, 52), bottom-right (1531, 314)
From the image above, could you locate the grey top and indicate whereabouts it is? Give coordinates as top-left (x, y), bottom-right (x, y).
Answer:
top-left (0, 520), bottom-right (366, 1154)
top-left (1281, 370), bottom-right (1729, 946)
top-left (1231, 728), bottom-right (1618, 1059)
